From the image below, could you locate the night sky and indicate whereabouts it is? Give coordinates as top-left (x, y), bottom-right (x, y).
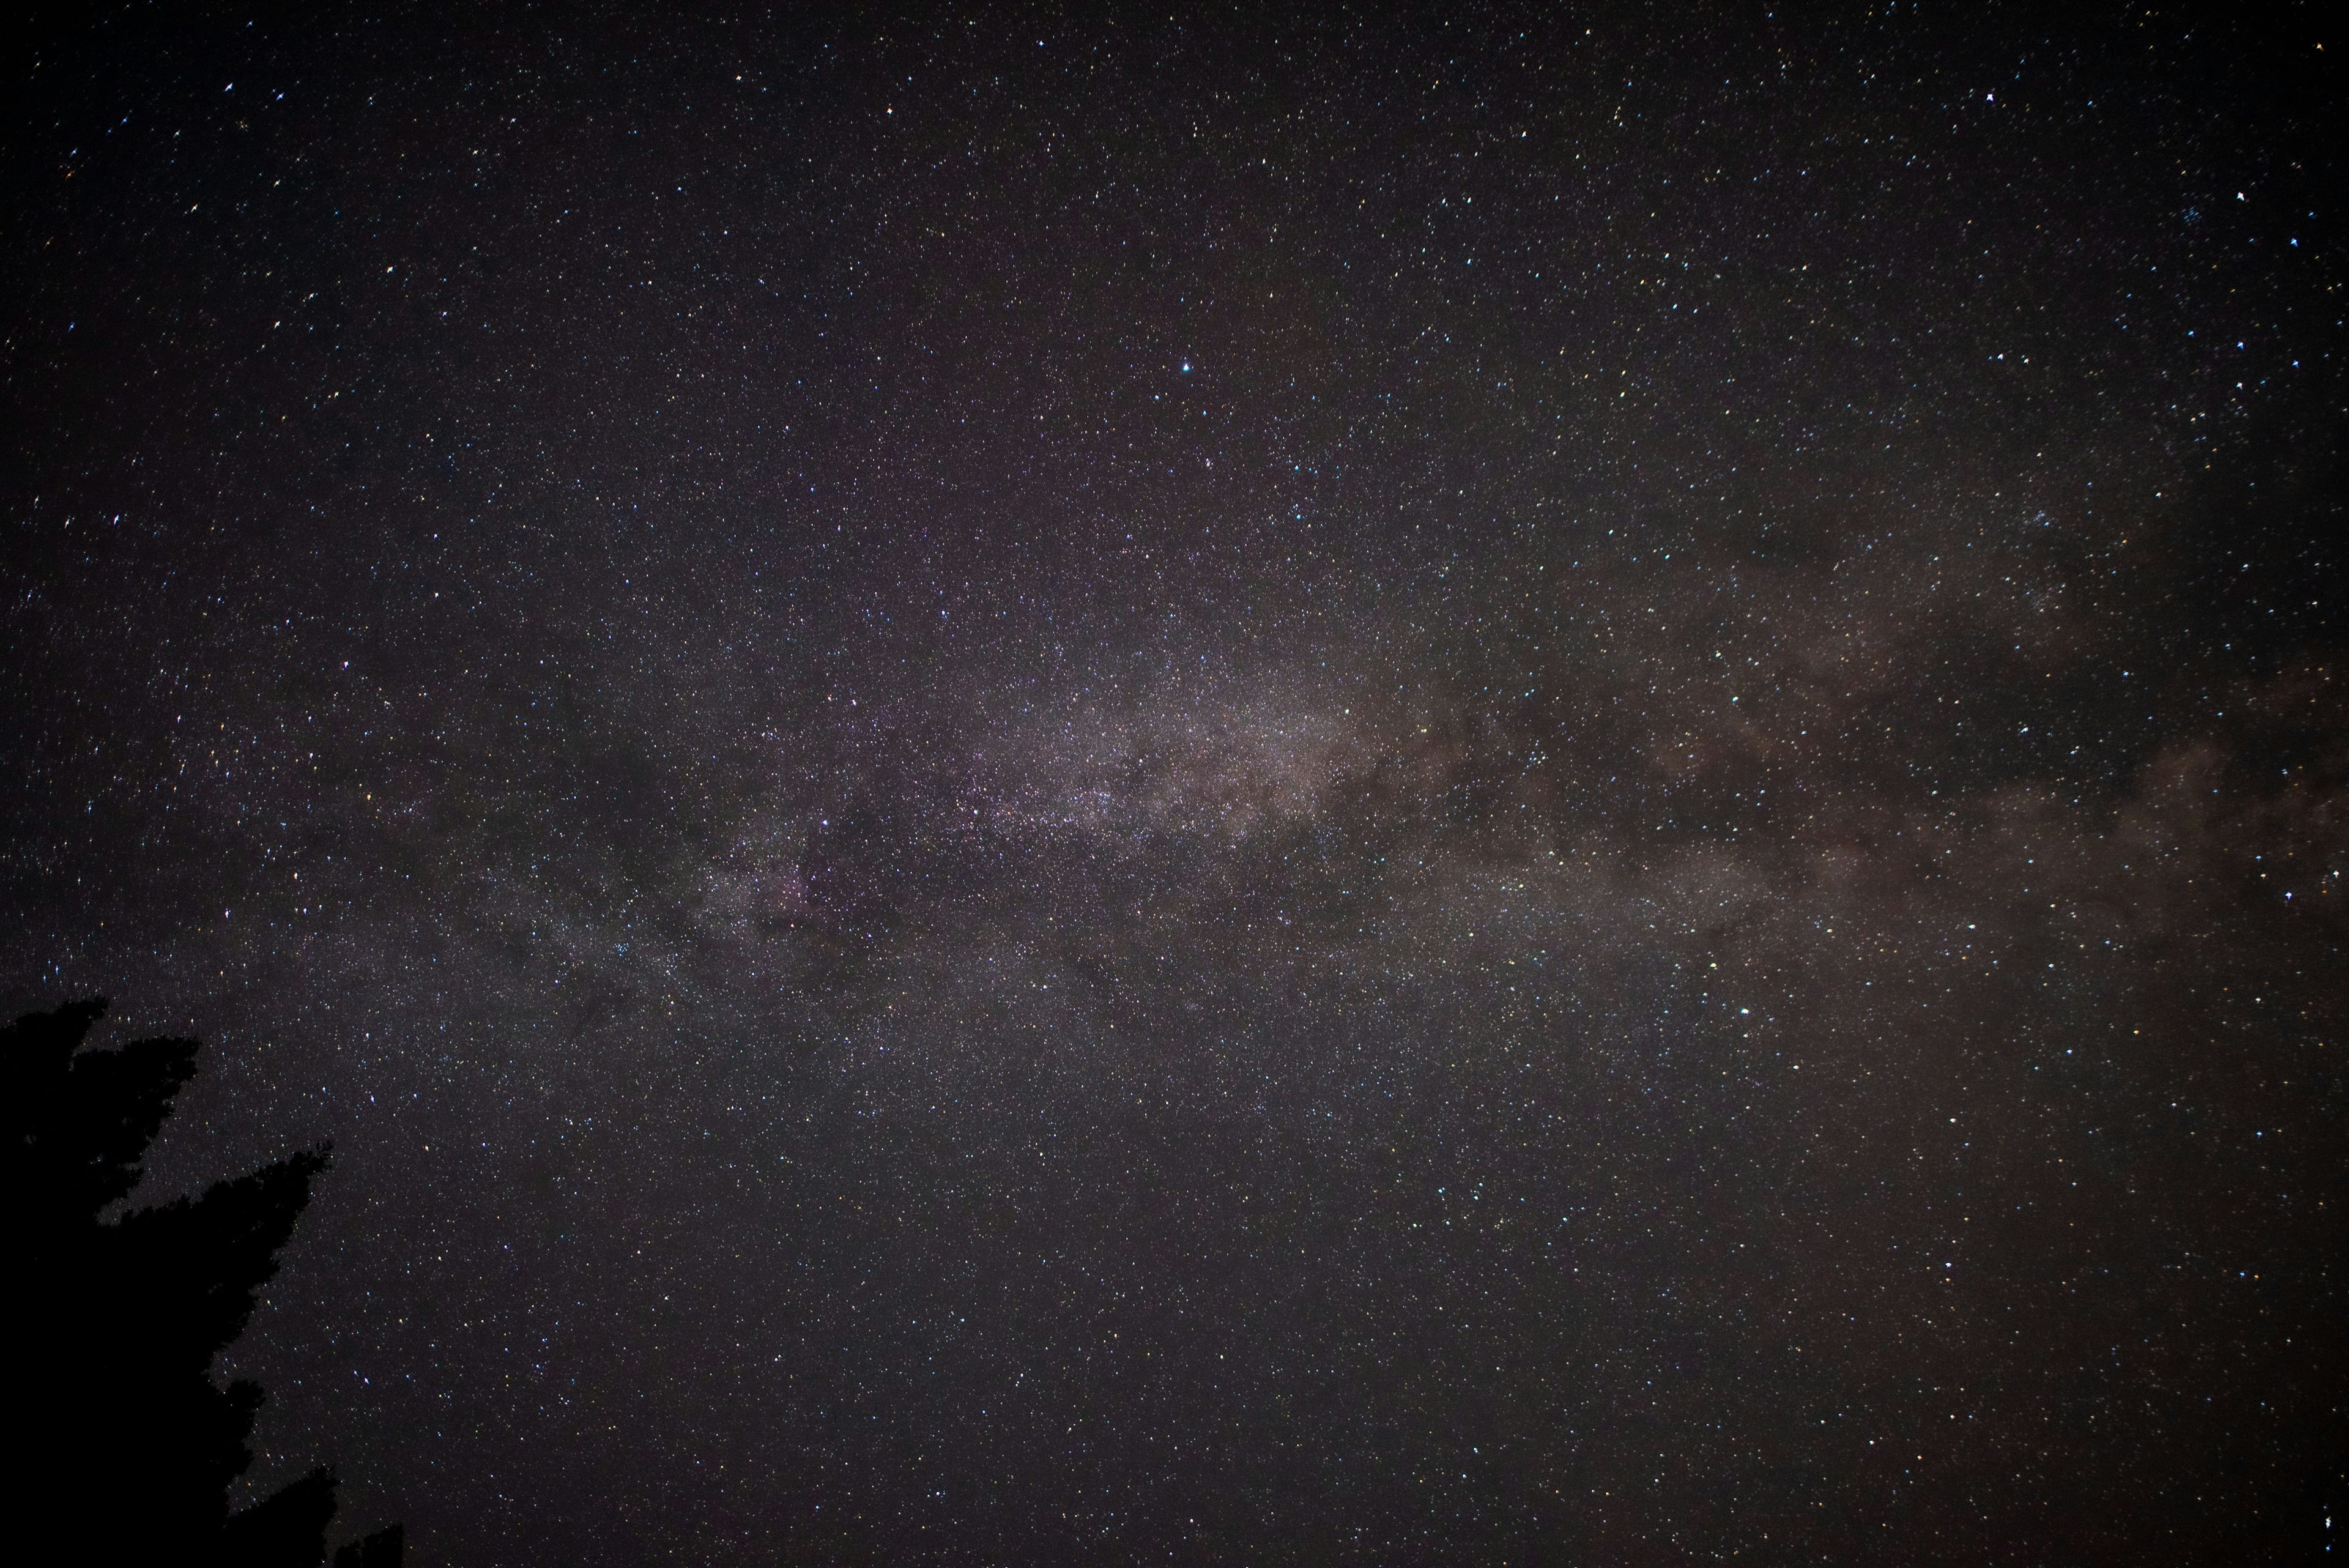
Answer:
top-left (5, 4), bottom-right (2345, 1562)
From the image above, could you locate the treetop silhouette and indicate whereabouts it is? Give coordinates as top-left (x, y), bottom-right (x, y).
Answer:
top-left (5, 997), bottom-right (401, 1567)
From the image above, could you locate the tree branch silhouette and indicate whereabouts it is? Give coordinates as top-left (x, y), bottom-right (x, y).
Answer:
top-left (6, 998), bottom-right (402, 1566)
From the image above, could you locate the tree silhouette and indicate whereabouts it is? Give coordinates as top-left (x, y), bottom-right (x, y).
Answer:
top-left (5, 998), bottom-right (402, 1566)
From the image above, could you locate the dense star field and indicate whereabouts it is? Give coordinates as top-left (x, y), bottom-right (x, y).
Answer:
top-left (4, 5), bottom-right (2343, 1562)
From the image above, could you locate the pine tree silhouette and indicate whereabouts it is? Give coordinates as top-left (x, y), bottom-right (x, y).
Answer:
top-left (4, 998), bottom-right (401, 1566)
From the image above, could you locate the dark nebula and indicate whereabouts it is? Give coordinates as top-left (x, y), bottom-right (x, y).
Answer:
top-left (4, 6), bottom-right (2343, 1562)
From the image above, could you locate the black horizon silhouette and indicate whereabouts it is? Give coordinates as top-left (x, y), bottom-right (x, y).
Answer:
top-left (6, 997), bottom-right (403, 1567)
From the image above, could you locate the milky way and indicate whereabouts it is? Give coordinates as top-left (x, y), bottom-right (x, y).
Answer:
top-left (4, 8), bottom-right (2343, 1563)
